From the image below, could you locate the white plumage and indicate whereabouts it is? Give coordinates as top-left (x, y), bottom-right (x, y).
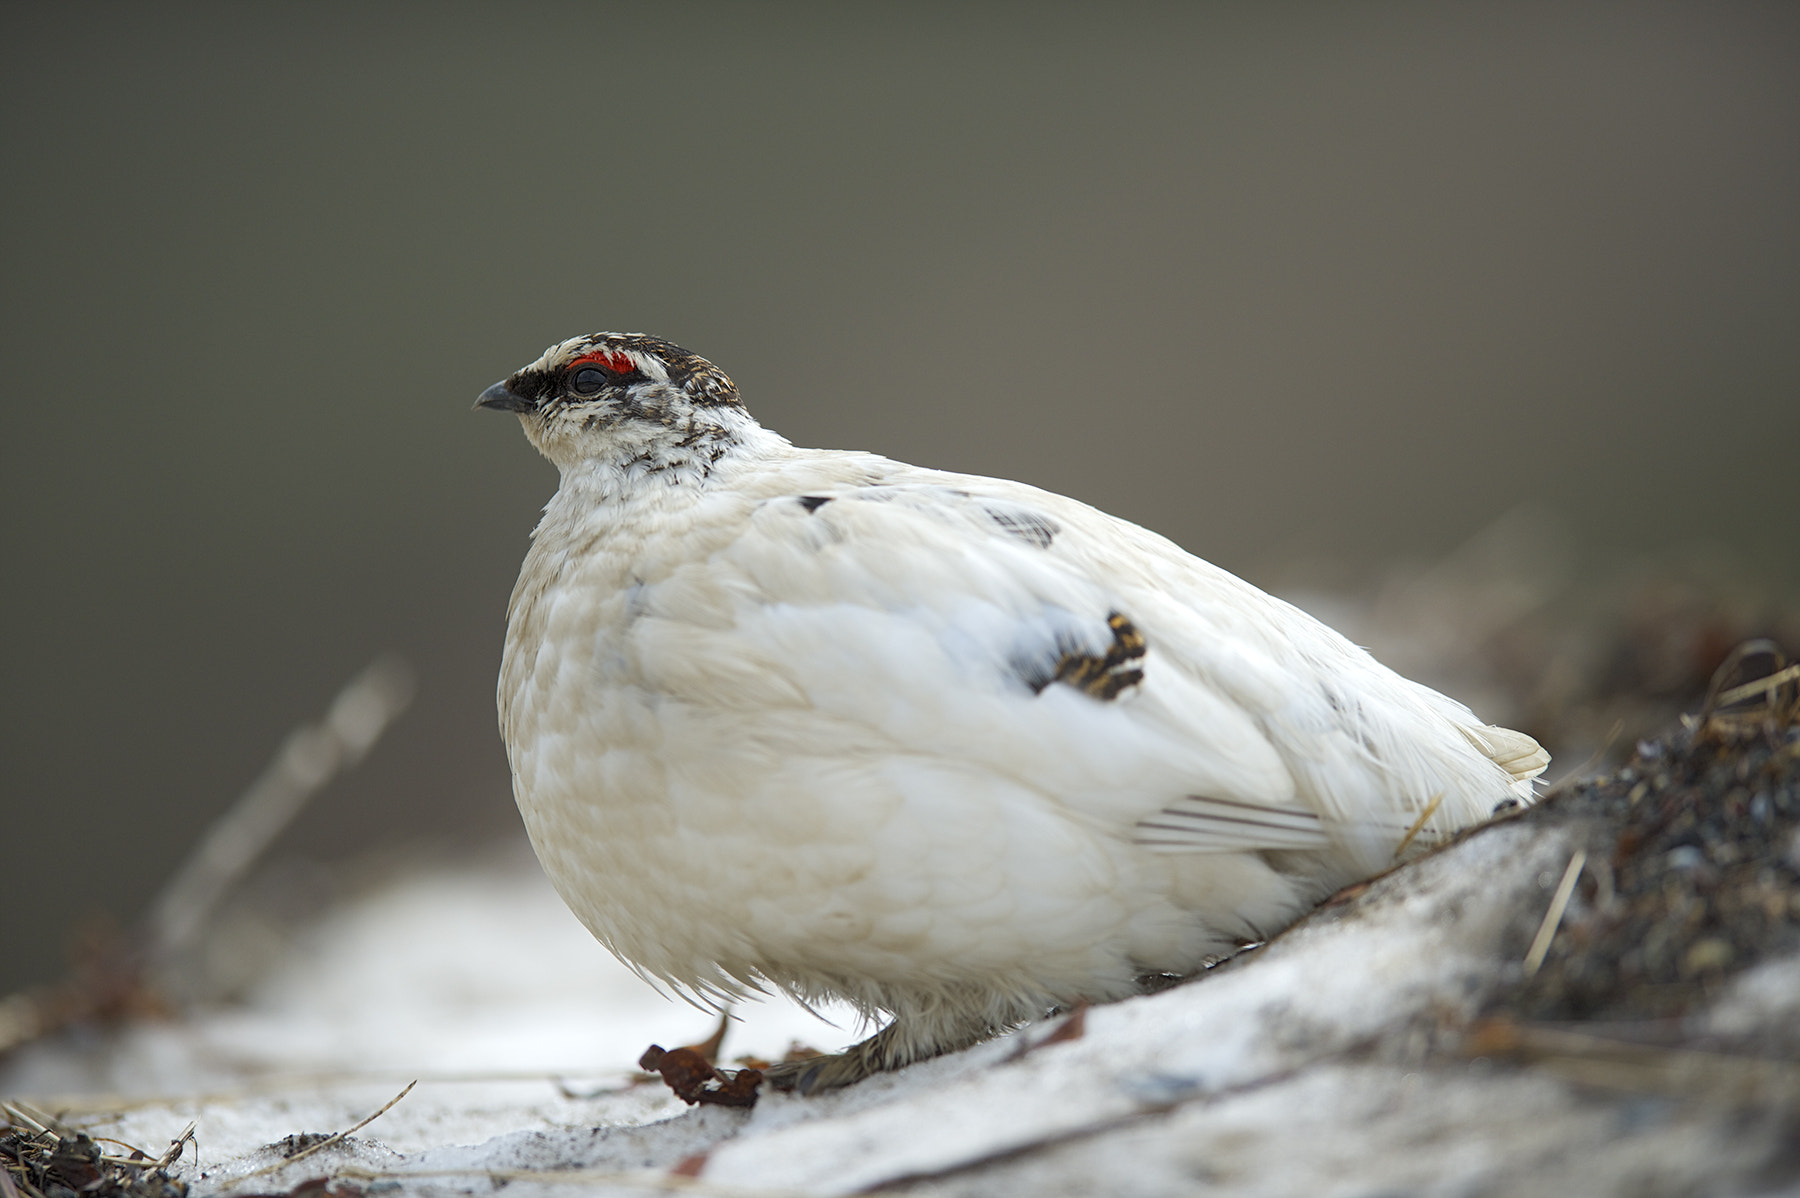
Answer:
top-left (480, 333), bottom-right (1547, 1091)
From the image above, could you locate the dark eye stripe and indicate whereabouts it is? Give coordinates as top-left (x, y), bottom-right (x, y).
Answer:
top-left (571, 367), bottom-right (607, 395)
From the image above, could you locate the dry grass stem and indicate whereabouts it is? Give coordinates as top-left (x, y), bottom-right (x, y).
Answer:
top-left (0, 1106), bottom-right (51, 1138)
top-left (1474, 1021), bottom-right (1800, 1107)
top-left (1392, 792), bottom-right (1446, 859)
top-left (148, 655), bottom-right (415, 959)
top-left (151, 1122), bottom-right (195, 1171)
top-left (1522, 849), bottom-right (1586, 979)
top-left (225, 1080), bottom-right (415, 1187)
top-left (1715, 662), bottom-right (1800, 707)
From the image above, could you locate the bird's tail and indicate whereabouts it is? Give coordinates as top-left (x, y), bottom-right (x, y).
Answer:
top-left (1457, 723), bottom-right (1551, 787)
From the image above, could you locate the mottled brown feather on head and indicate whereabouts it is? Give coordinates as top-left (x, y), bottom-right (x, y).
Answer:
top-left (566, 333), bottom-right (740, 407)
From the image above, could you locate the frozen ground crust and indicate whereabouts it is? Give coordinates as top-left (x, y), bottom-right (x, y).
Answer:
top-left (7, 746), bottom-right (1800, 1196)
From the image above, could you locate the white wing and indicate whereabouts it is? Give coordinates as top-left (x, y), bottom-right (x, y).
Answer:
top-left (625, 469), bottom-right (1538, 872)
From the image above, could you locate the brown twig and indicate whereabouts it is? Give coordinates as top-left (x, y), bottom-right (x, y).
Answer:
top-left (224, 1080), bottom-right (415, 1187)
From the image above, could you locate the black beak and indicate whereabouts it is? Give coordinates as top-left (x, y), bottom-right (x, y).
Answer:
top-left (475, 378), bottom-right (535, 413)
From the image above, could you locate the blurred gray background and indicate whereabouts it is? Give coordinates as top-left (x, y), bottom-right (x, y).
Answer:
top-left (2, 2), bottom-right (1796, 996)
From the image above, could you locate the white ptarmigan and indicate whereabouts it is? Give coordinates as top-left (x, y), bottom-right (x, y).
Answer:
top-left (479, 332), bottom-right (1548, 1092)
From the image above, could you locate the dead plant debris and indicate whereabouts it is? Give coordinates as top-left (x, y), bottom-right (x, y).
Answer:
top-left (1500, 644), bottom-right (1800, 1026)
top-left (2, 1111), bottom-right (188, 1198)
top-left (1007, 1002), bottom-right (1089, 1063)
top-left (637, 1045), bottom-right (763, 1108)
top-left (635, 1014), bottom-right (828, 1107)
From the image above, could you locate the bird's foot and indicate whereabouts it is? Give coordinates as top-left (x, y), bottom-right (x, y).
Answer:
top-left (761, 1017), bottom-right (988, 1095)
top-left (760, 1045), bottom-right (881, 1095)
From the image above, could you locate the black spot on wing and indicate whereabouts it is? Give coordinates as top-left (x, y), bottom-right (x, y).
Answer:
top-left (984, 506), bottom-right (1059, 549)
top-left (798, 495), bottom-right (833, 513)
top-left (1013, 631), bottom-right (1084, 696)
top-left (1013, 611), bottom-right (1147, 701)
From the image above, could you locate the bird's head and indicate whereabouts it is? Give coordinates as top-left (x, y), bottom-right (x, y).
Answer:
top-left (477, 333), bottom-right (747, 473)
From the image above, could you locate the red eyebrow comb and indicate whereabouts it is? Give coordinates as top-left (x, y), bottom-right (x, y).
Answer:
top-left (569, 349), bottom-right (637, 374)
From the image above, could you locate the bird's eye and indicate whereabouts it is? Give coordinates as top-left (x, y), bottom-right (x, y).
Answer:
top-left (569, 367), bottom-right (607, 396)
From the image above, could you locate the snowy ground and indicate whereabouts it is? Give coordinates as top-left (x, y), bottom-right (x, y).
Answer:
top-left (7, 802), bottom-right (1798, 1197)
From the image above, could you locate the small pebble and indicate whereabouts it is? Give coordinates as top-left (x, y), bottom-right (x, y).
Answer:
top-left (1682, 938), bottom-right (1734, 974)
top-left (1665, 846), bottom-right (1706, 871)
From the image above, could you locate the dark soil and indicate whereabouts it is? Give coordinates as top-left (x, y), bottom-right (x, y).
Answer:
top-left (1502, 655), bottom-right (1800, 1029)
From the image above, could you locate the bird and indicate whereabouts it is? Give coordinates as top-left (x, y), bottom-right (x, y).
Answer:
top-left (478, 331), bottom-right (1548, 1093)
